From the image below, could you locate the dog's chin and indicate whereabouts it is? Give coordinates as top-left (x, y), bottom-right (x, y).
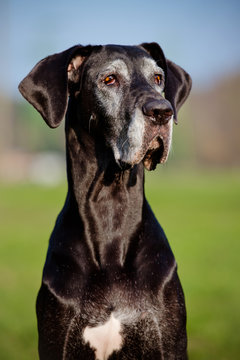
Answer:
top-left (115, 137), bottom-right (168, 172)
top-left (116, 160), bottom-right (133, 171)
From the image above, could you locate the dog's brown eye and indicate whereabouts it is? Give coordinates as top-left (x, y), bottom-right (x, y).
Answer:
top-left (104, 75), bottom-right (116, 86)
top-left (154, 74), bottom-right (162, 85)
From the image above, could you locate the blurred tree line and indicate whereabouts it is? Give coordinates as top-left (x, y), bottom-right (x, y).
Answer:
top-left (0, 72), bottom-right (240, 173)
top-left (192, 73), bottom-right (240, 166)
top-left (171, 72), bottom-right (240, 168)
top-left (0, 98), bottom-right (65, 153)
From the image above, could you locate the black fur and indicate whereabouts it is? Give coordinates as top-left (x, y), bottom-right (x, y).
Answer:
top-left (19, 42), bottom-right (191, 359)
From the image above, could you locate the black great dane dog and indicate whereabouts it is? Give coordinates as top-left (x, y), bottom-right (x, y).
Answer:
top-left (19, 42), bottom-right (191, 360)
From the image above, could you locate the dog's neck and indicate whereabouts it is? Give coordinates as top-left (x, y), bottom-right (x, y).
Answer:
top-left (64, 122), bottom-right (145, 268)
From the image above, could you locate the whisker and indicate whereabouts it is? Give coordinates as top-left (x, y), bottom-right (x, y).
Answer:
top-left (121, 137), bottom-right (128, 151)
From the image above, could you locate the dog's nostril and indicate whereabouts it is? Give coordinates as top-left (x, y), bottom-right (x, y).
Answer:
top-left (163, 109), bottom-right (174, 119)
top-left (142, 100), bottom-right (173, 124)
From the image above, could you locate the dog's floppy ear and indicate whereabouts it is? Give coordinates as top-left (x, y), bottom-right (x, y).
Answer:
top-left (165, 59), bottom-right (192, 124)
top-left (140, 42), bottom-right (192, 124)
top-left (18, 45), bottom-right (92, 128)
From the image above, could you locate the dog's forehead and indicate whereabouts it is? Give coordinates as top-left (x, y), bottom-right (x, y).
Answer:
top-left (104, 44), bottom-right (148, 57)
top-left (87, 45), bottom-right (163, 76)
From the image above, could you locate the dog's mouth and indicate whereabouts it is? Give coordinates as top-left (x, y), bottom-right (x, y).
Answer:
top-left (143, 136), bottom-right (164, 171)
top-left (113, 118), bottom-right (172, 171)
top-left (115, 134), bottom-right (170, 171)
top-left (143, 132), bottom-right (172, 171)
top-left (142, 120), bottom-right (172, 170)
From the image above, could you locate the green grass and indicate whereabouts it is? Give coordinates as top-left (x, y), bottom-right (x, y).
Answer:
top-left (0, 169), bottom-right (240, 359)
top-left (0, 184), bottom-right (67, 359)
top-left (145, 169), bottom-right (240, 359)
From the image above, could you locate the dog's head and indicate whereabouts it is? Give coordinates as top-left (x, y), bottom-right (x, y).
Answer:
top-left (19, 43), bottom-right (191, 170)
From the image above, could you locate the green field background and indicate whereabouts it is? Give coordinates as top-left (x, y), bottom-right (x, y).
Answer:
top-left (0, 169), bottom-right (240, 359)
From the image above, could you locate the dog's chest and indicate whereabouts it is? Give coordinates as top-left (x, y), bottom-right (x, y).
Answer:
top-left (62, 290), bottom-right (164, 360)
top-left (79, 310), bottom-right (162, 360)
top-left (83, 313), bottom-right (122, 360)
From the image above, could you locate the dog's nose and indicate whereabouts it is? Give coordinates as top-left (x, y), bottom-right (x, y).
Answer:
top-left (142, 99), bottom-right (173, 125)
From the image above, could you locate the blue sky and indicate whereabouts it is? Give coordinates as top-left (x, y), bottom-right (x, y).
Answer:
top-left (1, 0), bottom-right (240, 97)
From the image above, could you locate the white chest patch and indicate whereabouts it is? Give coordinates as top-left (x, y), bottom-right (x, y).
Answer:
top-left (83, 313), bottom-right (122, 360)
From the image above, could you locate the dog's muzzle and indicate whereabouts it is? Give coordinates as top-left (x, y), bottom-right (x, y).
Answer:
top-left (113, 98), bottom-right (174, 171)
top-left (141, 98), bottom-right (173, 170)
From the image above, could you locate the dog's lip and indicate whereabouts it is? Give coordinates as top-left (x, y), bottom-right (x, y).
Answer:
top-left (142, 120), bottom-right (172, 170)
top-left (143, 136), bottom-right (164, 170)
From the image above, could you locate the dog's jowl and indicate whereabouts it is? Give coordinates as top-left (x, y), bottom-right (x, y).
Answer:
top-left (19, 43), bottom-right (191, 359)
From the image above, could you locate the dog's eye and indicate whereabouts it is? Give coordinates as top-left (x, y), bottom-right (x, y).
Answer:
top-left (154, 74), bottom-right (162, 86)
top-left (103, 75), bottom-right (117, 86)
